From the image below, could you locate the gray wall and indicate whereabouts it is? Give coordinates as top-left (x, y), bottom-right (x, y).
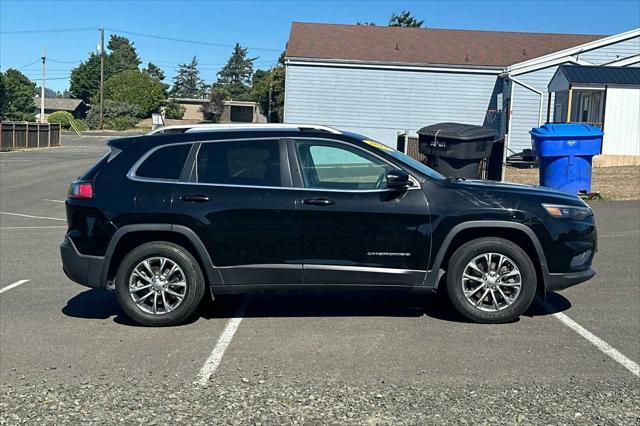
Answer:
top-left (284, 35), bottom-right (640, 152)
top-left (285, 65), bottom-right (500, 147)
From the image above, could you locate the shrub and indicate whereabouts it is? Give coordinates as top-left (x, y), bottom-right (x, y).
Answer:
top-left (103, 70), bottom-right (166, 118)
top-left (164, 99), bottom-right (186, 119)
top-left (47, 111), bottom-right (74, 128)
top-left (104, 116), bottom-right (138, 131)
top-left (86, 100), bottom-right (140, 130)
top-left (71, 119), bottom-right (87, 131)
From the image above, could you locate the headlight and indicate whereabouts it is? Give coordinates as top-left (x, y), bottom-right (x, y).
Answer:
top-left (542, 204), bottom-right (592, 220)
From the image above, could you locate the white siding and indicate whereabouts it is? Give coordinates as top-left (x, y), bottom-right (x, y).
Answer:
top-left (285, 65), bottom-right (499, 147)
top-left (580, 36), bottom-right (640, 65)
top-left (602, 87), bottom-right (640, 156)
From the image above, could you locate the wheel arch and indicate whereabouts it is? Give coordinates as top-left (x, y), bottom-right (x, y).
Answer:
top-left (425, 221), bottom-right (549, 292)
top-left (101, 224), bottom-right (222, 287)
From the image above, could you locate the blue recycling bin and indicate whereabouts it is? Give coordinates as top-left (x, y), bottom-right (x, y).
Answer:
top-left (530, 124), bottom-right (603, 195)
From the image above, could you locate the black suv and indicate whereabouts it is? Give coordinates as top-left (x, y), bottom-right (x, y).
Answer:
top-left (60, 125), bottom-right (597, 326)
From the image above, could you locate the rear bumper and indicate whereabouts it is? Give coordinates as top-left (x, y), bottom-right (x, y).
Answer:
top-left (60, 237), bottom-right (106, 288)
top-left (545, 268), bottom-right (596, 292)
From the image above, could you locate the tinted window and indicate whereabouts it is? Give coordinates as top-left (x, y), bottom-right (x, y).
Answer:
top-left (197, 139), bottom-right (281, 187)
top-left (295, 140), bottom-right (393, 190)
top-left (136, 144), bottom-right (191, 180)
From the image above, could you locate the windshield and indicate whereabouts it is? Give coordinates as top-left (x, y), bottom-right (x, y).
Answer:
top-left (345, 132), bottom-right (445, 181)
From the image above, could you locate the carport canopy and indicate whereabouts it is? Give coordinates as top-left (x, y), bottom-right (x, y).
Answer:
top-left (549, 65), bottom-right (640, 91)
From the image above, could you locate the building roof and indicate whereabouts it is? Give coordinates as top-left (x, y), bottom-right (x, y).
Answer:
top-left (285, 22), bottom-right (606, 68)
top-left (557, 64), bottom-right (640, 85)
top-left (33, 97), bottom-right (85, 111)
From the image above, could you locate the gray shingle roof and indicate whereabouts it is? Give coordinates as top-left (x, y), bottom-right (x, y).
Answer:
top-left (558, 65), bottom-right (640, 86)
top-left (33, 97), bottom-right (85, 111)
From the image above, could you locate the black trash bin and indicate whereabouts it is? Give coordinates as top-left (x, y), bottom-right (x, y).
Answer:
top-left (418, 123), bottom-right (498, 179)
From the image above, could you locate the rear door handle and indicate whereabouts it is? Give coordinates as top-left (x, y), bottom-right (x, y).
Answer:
top-left (180, 194), bottom-right (211, 203)
top-left (303, 198), bottom-right (335, 206)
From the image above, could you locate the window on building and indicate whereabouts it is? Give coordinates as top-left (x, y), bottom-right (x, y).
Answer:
top-left (196, 139), bottom-right (281, 187)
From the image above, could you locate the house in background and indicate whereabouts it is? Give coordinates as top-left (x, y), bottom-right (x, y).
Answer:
top-left (548, 65), bottom-right (640, 166)
top-left (33, 97), bottom-right (88, 121)
top-left (173, 98), bottom-right (267, 123)
top-left (284, 23), bottom-right (640, 164)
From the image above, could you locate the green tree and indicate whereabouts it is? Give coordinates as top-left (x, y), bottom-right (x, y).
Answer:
top-left (250, 53), bottom-right (285, 122)
top-left (103, 70), bottom-right (166, 118)
top-left (69, 34), bottom-right (141, 102)
top-left (356, 21), bottom-right (376, 26)
top-left (0, 72), bottom-right (9, 119)
top-left (69, 53), bottom-right (101, 102)
top-left (389, 10), bottom-right (424, 27)
top-left (200, 88), bottom-right (228, 122)
top-left (107, 34), bottom-right (141, 75)
top-left (1, 69), bottom-right (36, 121)
top-left (215, 43), bottom-right (256, 100)
top-left (164, 98), bottom-right (186, 119)
top-left (171, 56), bottom-right (204, 98)
top-left (143, 62), bottom-right (165, 81)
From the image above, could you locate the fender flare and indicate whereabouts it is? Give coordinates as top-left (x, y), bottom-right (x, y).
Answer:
top-left (423, 220), bottom-right (550, 289)
top-left (100, 224), bottom-right (223, 286)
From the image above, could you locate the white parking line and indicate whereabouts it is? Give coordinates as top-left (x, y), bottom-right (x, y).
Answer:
top-left (0, 280), bottom-right (30, 295)
top-left (43, 199), bottom-right (66, 203)
top-left (0, 212), bottom-right (66, 221)
top-left (541, 300), bottom-right (639, 377)
top-left (195, 296), bottom-right (252, 386)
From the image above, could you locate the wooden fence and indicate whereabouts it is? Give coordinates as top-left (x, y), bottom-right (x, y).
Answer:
top-left (0, 122), bottom-right (61, 151)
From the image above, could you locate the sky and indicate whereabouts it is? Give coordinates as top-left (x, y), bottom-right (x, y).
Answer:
top-left (1, 0), bottom-right (639, 91)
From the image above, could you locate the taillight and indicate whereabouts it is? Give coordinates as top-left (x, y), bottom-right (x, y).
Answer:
top-left (68, 181), bottom-right (93, 199)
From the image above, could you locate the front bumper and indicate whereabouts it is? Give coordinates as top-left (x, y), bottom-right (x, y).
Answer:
top-left (546, 268), bottom-right (596, 292)
top-left (60, 237), bottom-right (106, 288)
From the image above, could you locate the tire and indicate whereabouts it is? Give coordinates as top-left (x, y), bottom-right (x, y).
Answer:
top-left (446, 237), bottom-right (537, 324)
top-left (115, 241), bottom-right (205, 326)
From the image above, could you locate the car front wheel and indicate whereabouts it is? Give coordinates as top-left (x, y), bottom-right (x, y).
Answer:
top-left (446, 237), bottom-right (537, 323)
top-left (115, 241), bottom-right (205, 326)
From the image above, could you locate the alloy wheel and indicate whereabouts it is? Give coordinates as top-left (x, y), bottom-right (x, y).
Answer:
top-left (128, 257), bottom-right (187, 315)
top-left (461, 252), bottom-right (522, 312)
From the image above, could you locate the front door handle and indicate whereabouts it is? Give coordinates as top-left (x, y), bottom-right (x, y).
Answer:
top-left (303, 198), bottom-right (335, 206)
top-left (180, 194), bottom-right (211, 203)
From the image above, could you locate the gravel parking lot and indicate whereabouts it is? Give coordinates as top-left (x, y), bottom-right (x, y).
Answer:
top-left (1, 135), bottom-right (638, 424)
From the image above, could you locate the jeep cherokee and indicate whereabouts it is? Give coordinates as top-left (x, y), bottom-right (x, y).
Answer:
top-left (60, 124), bottom-right (597, 326)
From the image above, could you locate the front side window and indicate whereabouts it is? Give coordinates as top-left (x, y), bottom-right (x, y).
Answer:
top-left (295, 140), bottom-right (394, 190)
top-left (136, 144), bottom-right (191, 180)
top-left (196, 139), bottom-right (281, 187)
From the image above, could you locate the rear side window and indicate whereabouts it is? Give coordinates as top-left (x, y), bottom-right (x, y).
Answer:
top-left (196, 139), bottom-right (281, 187)
top-left (136, 144), bottom-right (191, 180)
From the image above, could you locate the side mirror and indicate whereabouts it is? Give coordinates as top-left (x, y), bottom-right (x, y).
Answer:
top-left (386, 169), bottom-right (413, 189)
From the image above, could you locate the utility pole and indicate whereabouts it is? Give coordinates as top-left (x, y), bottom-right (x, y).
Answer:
top-left (99, 28), bottom-right (105, 130)
top-left (40, 47), bottom-right (46, 123)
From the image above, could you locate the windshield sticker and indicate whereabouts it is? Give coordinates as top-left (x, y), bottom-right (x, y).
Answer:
top-left (363, 139), bottom-right (394, 152)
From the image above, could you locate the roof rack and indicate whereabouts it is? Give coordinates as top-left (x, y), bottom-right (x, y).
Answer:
top-left (146, 123), bottom-right (342, 135)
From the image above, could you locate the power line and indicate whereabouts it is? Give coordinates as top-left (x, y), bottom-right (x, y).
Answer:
top-left (0, 27), bottom-right (96, 34)
top-left (104, 28), bottom-right (282, 52)
top-left (48, 58), bottom-right (83, 64)
top-left (18, 59), bottom-right (40, 69)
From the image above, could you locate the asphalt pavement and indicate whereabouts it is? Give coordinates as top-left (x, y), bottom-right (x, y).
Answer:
top-left (0, 134), bottom-right (638, 424)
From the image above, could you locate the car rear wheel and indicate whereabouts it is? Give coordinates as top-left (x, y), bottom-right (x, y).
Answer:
top-left (115, 242), bottom-right (205, 326)
top-left (446, 237), bottom-right (537, 323)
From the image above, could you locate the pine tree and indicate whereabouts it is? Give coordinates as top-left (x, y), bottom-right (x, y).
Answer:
top-left (143, 63), bottom-right (165, 81)
top-left (1, 69), bottom-right (37, 121)
top-left (215, 43), bottom-right (256, 100)
top-left (107, 35), bottom-right (142, 75)
top-left (171, 57), bottom-right (204, 98)
top-left (389, 11), bottom-right (425, 27)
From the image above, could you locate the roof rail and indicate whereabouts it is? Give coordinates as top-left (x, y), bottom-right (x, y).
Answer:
top-left (146, 123), bottom-right (342, 135)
